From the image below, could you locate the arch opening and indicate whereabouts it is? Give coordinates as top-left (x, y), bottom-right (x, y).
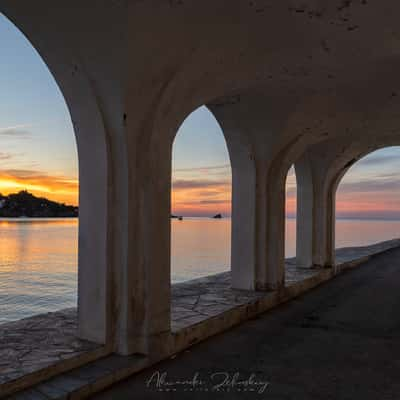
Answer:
top-left (285, 165), bottom-right (297, 262)
top-left (171, 105), bottom-right (232, 283)
top-left (0, 11), bottom-right (109, 346)
top-left (335, 146), bottom-right (400, 251)
top-left (0, 13), bottom-right (79, 324)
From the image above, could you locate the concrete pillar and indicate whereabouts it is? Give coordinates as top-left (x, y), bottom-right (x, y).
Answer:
top-left (312, 183), bottom-right (336, 267)
top-left (75, 99), bottom-right (110, 345)
top-left (230, 159), bottom-right (257, 290)
top-left (114, 140), bottom-right (172, 356)
top-left (222, 134), bottom-right (286, 291)
top-left (251, 162), bottom-right (287, 291)
top-left (295, 157), bottom-right (314, 268)
top-left (208, 105), bottom-right (259, 290)
top-left (295, 152), bottom-right (336, 269)
top-left (209, 103), bottom-right (290, 292)
top-left (263, 172), bottom-right (287, 289)
top-left (27, 37), bottom-right (113, 346)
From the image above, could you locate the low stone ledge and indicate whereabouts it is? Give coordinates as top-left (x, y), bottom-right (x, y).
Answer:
top-left (171, 261), bottom-right (322, 332)
top-left (335, 238), bottom-right (400, 265)
top-left (6, 354), bottom-right (148, 400)
top-left (0, 309), bottom-right (108, 398)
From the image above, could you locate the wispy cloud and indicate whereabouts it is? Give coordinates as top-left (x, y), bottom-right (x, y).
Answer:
top-left (172, 178), bottom-right (230, 190)
top-left (196, 189), bottom-right (227, 197)
top-left (338, 177), bottom-right (400, 193)
top-left (356, 153), bottom-right (400, 166)
top-left (0, 125), bottom-right (32, 139)
top-left (199, 199), bottom-right (230, 205)
top-left (0, 152), bottom-right (14, 161)
top-left (173, 164), bottom-right (230, 173)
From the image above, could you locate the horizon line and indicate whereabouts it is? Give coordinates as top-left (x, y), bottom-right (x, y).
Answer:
top-left (172, 215), bottom-right (400, 221)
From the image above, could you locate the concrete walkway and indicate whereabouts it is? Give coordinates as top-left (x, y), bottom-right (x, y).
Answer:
top-left (94, 246), bottom-right (400, 399)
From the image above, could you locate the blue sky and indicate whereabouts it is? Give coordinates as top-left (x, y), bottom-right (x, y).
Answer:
top-left (0, 12), bottom-right (399, 219)
top-left (0, 14), bottom-right (77, 175)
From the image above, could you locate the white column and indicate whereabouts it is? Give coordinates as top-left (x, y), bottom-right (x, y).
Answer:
top-left (295, 152), bottom-right (336, 269)
top-left (208, 106), bottom-right (258, 290)
top-left (230, 162), bottom-right (257, 289)
top-left (295, 157), bottom-right (314, 268)
top-left (114, 138), bottom-right (172, 356)
top-left (61, 67), bottom-right (112, 346)
top-left (263, 173), bottom-right (287, 289)
top-left (311, 181), bottom-right (335, 267)
top-left (253, 165), bottom-right (286, 291)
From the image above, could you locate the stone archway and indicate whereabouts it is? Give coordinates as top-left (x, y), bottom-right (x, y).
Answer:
top-left (0, 9), bottom-right (111, 345)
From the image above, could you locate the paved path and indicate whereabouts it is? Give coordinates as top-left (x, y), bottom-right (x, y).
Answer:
top-left (94, 246), bottom-right (400, 399)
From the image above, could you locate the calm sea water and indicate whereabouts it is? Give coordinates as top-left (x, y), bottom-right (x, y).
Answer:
top-left (0, 217), bottom-right (399, 323)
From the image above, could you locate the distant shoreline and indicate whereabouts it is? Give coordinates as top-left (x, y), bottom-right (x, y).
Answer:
top-left (0, 191), bottom-right (78, 218)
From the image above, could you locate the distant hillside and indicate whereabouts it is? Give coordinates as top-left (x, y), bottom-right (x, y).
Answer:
top-left (0, 191), bottom-right (78, 218)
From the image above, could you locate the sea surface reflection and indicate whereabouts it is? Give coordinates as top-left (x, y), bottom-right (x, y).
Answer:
top-left (0, 218), bottom-right (77, 323)
top-left (0, 217), bottom-right (399, 323)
